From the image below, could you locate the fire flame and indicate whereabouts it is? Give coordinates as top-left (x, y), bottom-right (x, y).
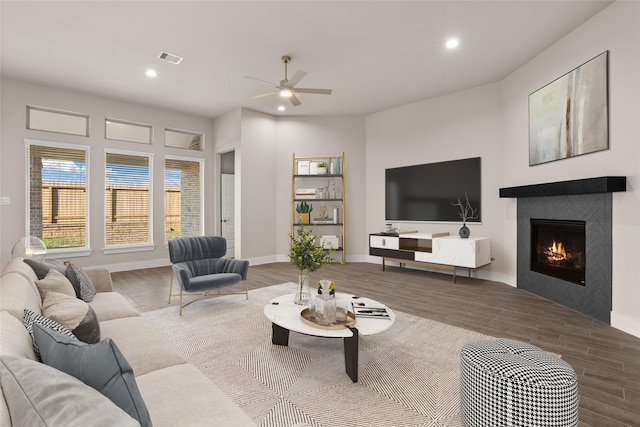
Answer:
top-left (544, 240), bottom-right (567, 261)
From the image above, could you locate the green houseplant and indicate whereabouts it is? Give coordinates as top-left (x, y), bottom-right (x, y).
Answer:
top-left (288, 226), bottom-right (334, 305)
top-left (296, 201), bottom-right (313, 224)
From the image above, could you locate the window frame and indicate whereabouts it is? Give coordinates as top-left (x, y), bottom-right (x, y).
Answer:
top-left (164, 154), bottom-right (205, 244)
top-left (25, 139), bottom-right (92, 258)
top-left (105, 118), bottom-right (153, 145)
top-left (27, 105), bottom-right (90, 137)
top-left (103, 148), bottom-right (154, 254)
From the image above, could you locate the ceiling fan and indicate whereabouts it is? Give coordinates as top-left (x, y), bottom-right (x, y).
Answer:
top-left (244, 55), bottom-right (332, 107)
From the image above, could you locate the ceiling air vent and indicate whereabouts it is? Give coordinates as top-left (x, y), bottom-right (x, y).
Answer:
top-left (158, 52), bottom-right (183, 65)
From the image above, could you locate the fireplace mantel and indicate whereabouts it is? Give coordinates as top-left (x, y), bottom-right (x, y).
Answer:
top-left (499, 176), bottom-right (626, 198)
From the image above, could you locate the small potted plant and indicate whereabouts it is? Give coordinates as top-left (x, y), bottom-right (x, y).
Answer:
top-left (288, 227), bottom-right (334, 305)
top-left (296, 201), bottom-right (312, 224)
top-left (316, 162), bottom-right (327, 175)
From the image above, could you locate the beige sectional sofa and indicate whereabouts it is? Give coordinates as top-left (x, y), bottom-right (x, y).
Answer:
top-left (0, 257), bottom-right (257, 426)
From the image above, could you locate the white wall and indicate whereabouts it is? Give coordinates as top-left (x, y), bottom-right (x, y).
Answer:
top-left (365, 83), bottom-right (508, 282)
top-left (0, 78), bottom-right (216, 270)
top-left (501, 1), bottom-right (640, 336)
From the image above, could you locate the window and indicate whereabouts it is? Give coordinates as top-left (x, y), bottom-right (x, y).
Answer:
top-left (165, 128), bottom-right (203, 151)
top-left (105, 150), bottom-right (153, 250)
top-left (105, 119), bottom-right (152, 144)
top-left (27, 106), bottom-right (89, 137)
top-left (26, 140), bottom-right (90, 253)
top-left (164, 156), bottom-right (204, 241)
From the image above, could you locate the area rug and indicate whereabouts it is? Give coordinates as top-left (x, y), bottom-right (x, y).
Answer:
top-left (142, 283), bottom-right (492, 427)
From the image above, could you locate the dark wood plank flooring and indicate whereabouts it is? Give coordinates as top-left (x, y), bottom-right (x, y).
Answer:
top-left (112, 262), bottom-right (640, 427)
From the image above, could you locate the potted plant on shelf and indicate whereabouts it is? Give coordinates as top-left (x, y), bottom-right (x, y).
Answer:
top-left (452, 192), bottom-right (478, 238)
top-left (288, 227), bottom-right (334, 305)
top-left (296, 201), bottom-right (312, 224)
top-left (316, 162), bottom-right (327, 175)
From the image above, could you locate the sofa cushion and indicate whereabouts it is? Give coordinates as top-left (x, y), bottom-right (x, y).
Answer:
top-left (99, 317), bottom-right (185, 376)
top-left (0, 272), bottom-right (42, 320)
top-left (0, 311), bottom-right (36, 360)
top-left (89, 292), bottom-right (140, 321)
top-left (136, 363), bottom-right (257, 427)
top-left (34, 268), bottom-right (76, 301)
top-left (34, 324), bottom-right (152, 427)
top-left (42, 292), bottom-right (100, 344)
top-left (66, 263), bottom-right (97, 302)
top-left (0, 355), bottom-right (140, 427)
top-left (22, 309), bottom-right (76, 361)
top-left (1, 257), bottom-right (38, 283)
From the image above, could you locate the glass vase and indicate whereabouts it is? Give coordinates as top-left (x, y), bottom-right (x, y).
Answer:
top-left (293, 271), bottom-right (310, 305)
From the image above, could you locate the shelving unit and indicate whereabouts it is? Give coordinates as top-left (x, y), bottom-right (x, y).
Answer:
top-left (291, 152), bottom-right (345, 264)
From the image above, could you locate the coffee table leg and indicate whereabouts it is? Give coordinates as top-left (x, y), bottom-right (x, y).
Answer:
top-left (344, 328), bottom-right (359, 382)
top-left (272, 322), bottom-right (289, 346)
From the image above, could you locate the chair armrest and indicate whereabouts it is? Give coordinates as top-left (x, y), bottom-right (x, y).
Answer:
top-left (172, 263), bottom-right (193, 289)
top-left (217, 258), bottom-right (249, 280)
top-left (84, 268), bottom-right (114, 293)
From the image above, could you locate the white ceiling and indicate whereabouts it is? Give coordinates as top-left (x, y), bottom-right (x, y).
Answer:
top-left (1, 1), bottom-right (613, 118)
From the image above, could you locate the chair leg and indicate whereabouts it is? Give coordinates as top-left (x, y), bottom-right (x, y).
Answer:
top-left (179, 287), bottom-right (183, 316)
top-left (245, 281), bottom-right (249, 300)
top-left (168, 271), bottom-right (174, 304)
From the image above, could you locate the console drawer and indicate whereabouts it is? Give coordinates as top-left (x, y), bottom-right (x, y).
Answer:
top-left (370, 235), bottom-right (399, 250)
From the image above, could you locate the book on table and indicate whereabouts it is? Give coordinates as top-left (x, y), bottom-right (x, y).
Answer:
top-left (351, 302), bottom-right (391, 319)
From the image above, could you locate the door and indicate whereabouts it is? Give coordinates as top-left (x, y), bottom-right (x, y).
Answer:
top-left (221, 173), bottom-right (235, 258)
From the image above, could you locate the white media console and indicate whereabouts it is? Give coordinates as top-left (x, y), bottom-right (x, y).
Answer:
top-left (369, 232), bottom-right (491, 283)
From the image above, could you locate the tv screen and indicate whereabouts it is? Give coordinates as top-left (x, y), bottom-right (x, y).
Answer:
top-left (385, 157), bottom-right (481, 222)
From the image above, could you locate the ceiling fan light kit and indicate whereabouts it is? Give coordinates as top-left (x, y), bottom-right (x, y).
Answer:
top-left (245, 55), bottom-right (333, 107)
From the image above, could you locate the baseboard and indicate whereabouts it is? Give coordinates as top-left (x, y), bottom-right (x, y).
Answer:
top-left (248, 255), bottom-right (282, 265)
top-left (611, 311), bottom-right (640, 338)
top-left (91, 258), bottom-right (171, 273)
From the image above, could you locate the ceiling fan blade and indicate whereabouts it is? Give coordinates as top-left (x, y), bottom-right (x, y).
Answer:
top-left (287, 70), bottom-right (308, 87)
top-left (289, 93), bottom-right (302, 107)
top-left (294, 88), bottom-right (333, 95)
top-left (251, 91), bottom-right (277, 99)
top-left (243, 75), bottom-right (279, 88)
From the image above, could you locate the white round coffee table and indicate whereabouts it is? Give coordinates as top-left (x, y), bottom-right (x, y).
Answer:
top-left (263, 292), bottom-right (395, 382)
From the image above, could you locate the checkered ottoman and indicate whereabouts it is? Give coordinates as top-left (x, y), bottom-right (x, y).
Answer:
top-left (460, 338), bottom-right (578, 427)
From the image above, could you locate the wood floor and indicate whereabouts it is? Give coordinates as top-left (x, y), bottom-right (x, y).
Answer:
top-left (112, 262), bottom-right (640, 427)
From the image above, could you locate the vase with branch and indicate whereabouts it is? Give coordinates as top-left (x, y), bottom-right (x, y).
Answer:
top-left (452, 192), bottom-right (478, 238)
top-left (288, 226), bottom-right (334, 305)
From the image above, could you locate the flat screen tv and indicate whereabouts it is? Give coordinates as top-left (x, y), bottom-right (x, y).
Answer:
top-left (385, 157), bottom-right (481, 223)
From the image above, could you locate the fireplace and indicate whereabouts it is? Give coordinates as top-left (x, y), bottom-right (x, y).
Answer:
top-left (530, 219), bottom-right (586, 285)
top-left (499, 177), bottom-right (626, 324)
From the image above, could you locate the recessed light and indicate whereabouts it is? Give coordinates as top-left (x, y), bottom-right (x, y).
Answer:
top-left (145, 69), bottom-right (157, 78)
top-left (278, 106), bottom-right (286, 111)
top-left (446, 38), bottom-right (460, 49)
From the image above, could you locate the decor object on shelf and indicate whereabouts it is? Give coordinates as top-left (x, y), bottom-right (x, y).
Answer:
top-left (316, 162), bottom-right (327, 175)
top-left (288, 227), bottom-right (334, 305)
top-left (452, 193), bottom-right (478, 238)
top-left (314, 280), bottom-right (336, 325)
top-left (296, 201), bottom-right (313, 224)
top-left (529, 51), bottom-right (608, 166)
top-left (11, 236), bottom-right (47, 260)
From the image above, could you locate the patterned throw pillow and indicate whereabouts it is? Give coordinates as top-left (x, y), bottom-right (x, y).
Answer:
top-left (22, 309), bottom-right (76, 361)
top-left (42, 292), bottom-right (101, 344)
top-left (65, 263), bottom-right (97, 302)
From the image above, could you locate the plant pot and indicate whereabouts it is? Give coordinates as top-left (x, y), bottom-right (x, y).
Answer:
top-left (316, 167), bottom-right (327, 175)
top-left (298, 213), bottom-right (310, 224)
top-left (294, 272), bottom-right (310, 305)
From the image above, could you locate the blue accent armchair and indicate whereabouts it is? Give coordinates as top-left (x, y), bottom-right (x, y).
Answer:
top-left (168, 236), bottom-right (249, 315)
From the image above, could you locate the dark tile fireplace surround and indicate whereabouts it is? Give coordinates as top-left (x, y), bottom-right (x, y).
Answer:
top-left (500, 177), bottom-right (626, 324)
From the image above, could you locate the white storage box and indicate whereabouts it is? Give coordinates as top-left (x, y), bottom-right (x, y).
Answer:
top-left (320, 235), bottom-right (340, 249)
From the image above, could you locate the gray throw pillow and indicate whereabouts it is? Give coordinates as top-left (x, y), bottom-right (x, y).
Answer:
top-left (0, 355), bottom-right (140, 427)
top-left (23, 258), bottom-right (51, 280)
top-left (22, 308), bottom-right (76, 361)
top-left (42, 292), bottom-right (101, 344)
top-left (33, 324), bottom-right (152, 427)
top-left (66, 262), bottom-right (97, 302)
